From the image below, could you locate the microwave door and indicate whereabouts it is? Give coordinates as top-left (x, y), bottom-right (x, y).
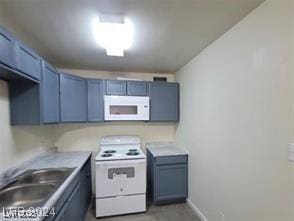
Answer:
top-left (110, 105), bottom-right (138, 115)
top-left (104, 96), bottom-right (149, 121)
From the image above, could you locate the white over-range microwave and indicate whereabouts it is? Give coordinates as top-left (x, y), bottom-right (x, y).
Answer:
top-left (104, 96), bottom-right (150, 121)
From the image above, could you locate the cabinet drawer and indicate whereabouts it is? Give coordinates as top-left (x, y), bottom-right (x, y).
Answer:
top-left (15, 41), bottom-right (42, 80)
top-left (106, 80), bottom-right (127, 95)
top-left (0, 26), bottom-right (16, 68)
top-left (155, 155), bottom-right (187, 165)
top-left (127, 81), bottom-right (147, 96)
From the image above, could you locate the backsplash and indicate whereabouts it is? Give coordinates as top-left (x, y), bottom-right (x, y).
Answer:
top-left (0, 80), bottom-right (56, 174)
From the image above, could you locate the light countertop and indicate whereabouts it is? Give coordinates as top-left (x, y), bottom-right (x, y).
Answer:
top-left (0, 149), bottom-right (92, 221)
top-left (146, 142), bottom-right (188, 157)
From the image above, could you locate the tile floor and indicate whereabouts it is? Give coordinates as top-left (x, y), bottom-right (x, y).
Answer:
top-left (86, 202), bottom-right (201, 221)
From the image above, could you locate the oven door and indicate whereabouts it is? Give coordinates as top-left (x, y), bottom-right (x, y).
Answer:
top-left (95, 159), bottom-right (146, 198)
top-left (104, 96), bottom-right (149, 121)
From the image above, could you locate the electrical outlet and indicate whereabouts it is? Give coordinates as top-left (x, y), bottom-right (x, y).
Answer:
top-left (288, 143), bottom-right (294, 162)
top-left (39, 140), bottom-right (48, 151)
top-left (220, 212), bottom-right (225, 221)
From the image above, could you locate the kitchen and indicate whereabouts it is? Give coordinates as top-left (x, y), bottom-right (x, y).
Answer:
top-left (1, 0), bottom-right (294, 221)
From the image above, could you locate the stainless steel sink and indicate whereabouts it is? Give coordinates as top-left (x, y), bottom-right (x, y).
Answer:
top-left (17, 168), bottom-right (74, 184)
top-left (0, 183), bottom-right (56, 208)
top-left (0, 167), bottom-right (74, 210)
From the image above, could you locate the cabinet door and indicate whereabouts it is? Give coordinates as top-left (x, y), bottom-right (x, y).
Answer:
top-left (80, 158), bottom-right (92, 219)
top-left (60, 73), bottom-right (87, 122)
top-left (41, 62), bottom-right (60, 124)
top-left (149, 82), bottom-right (179, 121)
top-left (127, 81), bottom-right (147, 96)
top-left (0, 26), bottom-right (15, 68)
top-left (106, 80), bottom-right (127, 95)
top-left (15, 41), bottom-right (42, 80)
top-left (87, 79), bottom-right (104, 122)
top-left (155, 164), bottom-right (187, 202)
top-left (54, 183), bottom-right (83, 221)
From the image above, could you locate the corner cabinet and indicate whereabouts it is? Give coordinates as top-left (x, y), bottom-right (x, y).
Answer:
top-left (9, 61), bottom-right (60, 125)
top-left (60, 73), bottom-right (87, 123)
top-left (149, 82), bottom-right (179, 122)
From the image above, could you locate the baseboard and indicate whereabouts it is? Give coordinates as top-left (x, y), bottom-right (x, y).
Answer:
top-left (187, 199), bottom-right (208, 221)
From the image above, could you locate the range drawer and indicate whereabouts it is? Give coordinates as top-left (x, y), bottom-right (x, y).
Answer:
top-left (155, 155), bottom-right (188, 166)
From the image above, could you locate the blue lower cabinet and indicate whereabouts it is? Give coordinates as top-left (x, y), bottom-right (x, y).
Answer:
top-left (54, 182), bottom-right (83, 221)
top-left (147, 150), bottom-right (188, 205)
top-left (15, 41), bottom-right (42, 80)
top-left (60, 73), bottom-right (87, 123)
top-left (80, 158), bottom-right (92, 217)
top-left (51, 157), bottom-right (92, 221)
top-left (155, 164), bottom-right (188, 202)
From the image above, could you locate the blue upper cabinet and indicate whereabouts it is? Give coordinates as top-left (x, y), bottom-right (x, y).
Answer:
top-left (9, 61), bottom-right (61, 125)
top-left (87, 79), bottom-right (104, 122)
top-left (15, 40), bottom-right (42, 80)
top-left (41, 62), bottom-right (60, 124)
top-left (60, 73), bottom-right (87, 123)
top-left (149, 82), bottom-right (179, 122)
top-left (127, 81), bottom-right (148, 96)
top-left (0, 26), bottom-right (16, 69)
top-left (9, 81), bottom-right (41, 125)
top-left (106, 80), bottom-right (127, 95)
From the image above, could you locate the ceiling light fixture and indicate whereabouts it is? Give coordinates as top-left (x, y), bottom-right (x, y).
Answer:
top-left (93, 15), bottom-right (133, 57)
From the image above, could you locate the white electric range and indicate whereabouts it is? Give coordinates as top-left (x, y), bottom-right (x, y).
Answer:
top-left (95, 136), bottom-right (146, 218)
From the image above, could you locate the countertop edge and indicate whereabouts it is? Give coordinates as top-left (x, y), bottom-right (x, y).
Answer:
top-left (40, 151), bottom-right (92, 220)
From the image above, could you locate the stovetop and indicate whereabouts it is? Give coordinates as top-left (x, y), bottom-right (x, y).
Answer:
top-left (95, 146), bottom-right (146, 161)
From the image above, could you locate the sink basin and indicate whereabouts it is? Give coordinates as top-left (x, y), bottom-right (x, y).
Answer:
top-left (17, 168), bottom-right (73, 184)
top-left (0, 167), bottom-right (74, 210)
top-left (0, 183), bottom-right (56, 208)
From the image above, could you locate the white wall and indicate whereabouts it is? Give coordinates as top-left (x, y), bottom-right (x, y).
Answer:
top-left (175, 1), bottom-right (294, 221)
top-left (0, 81), bottom-right (55, 173)
top-left (54, 69), bottom-right (176, 152)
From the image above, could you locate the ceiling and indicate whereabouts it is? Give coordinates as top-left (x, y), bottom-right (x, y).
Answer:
top-left (0, 0), bottom-right (264, 73)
